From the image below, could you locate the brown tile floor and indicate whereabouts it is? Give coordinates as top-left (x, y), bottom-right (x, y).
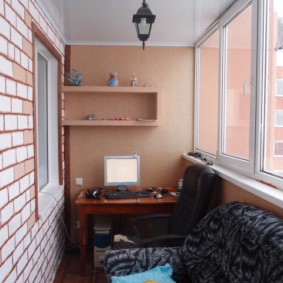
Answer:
top-left (54, 247), bottom-right (107, 283)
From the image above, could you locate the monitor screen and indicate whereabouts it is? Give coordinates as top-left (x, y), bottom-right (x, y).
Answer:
top-left (104, 155), bottom-right (140, 188)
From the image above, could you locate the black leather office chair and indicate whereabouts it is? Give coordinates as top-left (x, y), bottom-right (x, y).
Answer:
top-left (129, 163), bottom-right (217, 247)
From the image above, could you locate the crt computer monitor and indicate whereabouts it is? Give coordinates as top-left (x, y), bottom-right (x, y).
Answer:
top-left (104, 155), bottom-right (140, 190)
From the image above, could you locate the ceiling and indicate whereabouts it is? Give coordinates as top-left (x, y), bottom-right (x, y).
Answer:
top-left (36, 0), bottom-right (236, 46)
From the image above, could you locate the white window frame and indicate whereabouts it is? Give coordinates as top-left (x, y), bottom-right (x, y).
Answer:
top-left (35, 39), bottom-right (59, 191)
top-left (194, 0), bottom-right (283, 191)
top-left (194, 24), bottom-right (220, 158)
top-left (35, 39), bottom-right (63, 218)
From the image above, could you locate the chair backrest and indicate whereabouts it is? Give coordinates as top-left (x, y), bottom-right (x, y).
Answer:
top-left (168, 163), bottom-right (216, 235)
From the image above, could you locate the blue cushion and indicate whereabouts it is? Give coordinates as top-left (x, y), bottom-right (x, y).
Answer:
top-left (111, 264), bottom-right (176, 283)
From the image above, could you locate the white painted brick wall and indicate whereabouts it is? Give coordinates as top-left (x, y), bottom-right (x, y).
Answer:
top-left (19, 175), bottom-right (29, 192)
top-left (0, 16), bottom-right (10, 39)
top-left (14, 47), bottom-right (20, 64)
top-left (12, 131), bottom-right (24, 146)
top-left (15, 222), bottom-right (27, 245)
top-left (16, 146), bottom-right (28, 162)
top-left (30, 197), bottom-right (35, 211)
top-left (27, 238), bottom-right (36, 258)
top-left (0, 0), bottom-right (3, 15)
top-left (4, 115), bottom-right (17, 130)
top-left (21, 202), bottom-right (31, 222)
top-left (23, 231), bottom-right (31, 250)
top-left (4, 269), bottom-right (17, 283)
top-left (0, 167), bottom-right (14, 188)
top-left (13, 242), bottom-right (24, 262)
top-left (0, 76), bottom-right (5, 92)
top-left (0, 225), bottom-right (8, 247)
top-left (20, 52), bottom-right (28, 69)
top-left (39, 15), bottom-right (47, 33)
top-left (16, 16), bottom-right (28, 39)
top-left (0, 256), bottom-right (13, 282)
top-left (29, 171), bottom-right (34, 186)
top-left (0, 0), bottom-right (66, 281)
top-left (11, 27), bottom-right (23, 48)
top-left (0, 36), bottom-right (8, 55)
top-left (18, 115), bottom-right (28, 129)
top-left (0, 115), bottom-right (3, 130)
top-left (3, 148), bottom-right (16, 167)
top-left (1, 202), bottom-right (14, 223)
top-left (2, 235), bottom-right (15, 261)
top-left (9, 212), bottom-right (21, 235)
top-left (0, 95), bottom-right (11, 112)
top-left (25, 188), bottom-right (31, 201)
top-left (29, 2), bottom-right (40, 23)
top-left (28, 57), bottom-right (32, 72)
top-left (19, 0), bottom-right (28, 10)
top-left (0, 188), bottom-right (9, 207)
top-left (27, 145), bottom-right (34, 158)
top-left (17, 83), bottom-right (28, 98)
top-left (5, 3), bottom-right (16, 26)
top-left (8, 42), bottom-right (15, 59)
top-left (27, 86), bottom-right (33, 100)
top-left (12, 98), bottom-right (23, 113)
top-left (11, 0), bottom-right (25, 19)
top-left (6, 79), bottom-right (16, 95)
top-left (33, 247), bottom-right (42, 269)
top-left (14, 193), bottom-right (26, 213)
top-left (8, 181), bottom-right (20, 200)
top-left (0, 133), bottom-right (12, 150)
top-left (27, 265), bottom-right (37, 283)
top-left (16, 250), bottom-right (28, 275)
top-left (15, 273), bottom-right (24, 283)
top-left (28, 115), bottom-right (33, 128)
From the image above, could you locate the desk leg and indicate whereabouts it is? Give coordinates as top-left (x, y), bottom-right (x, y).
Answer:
top-left (79, 210), bottom-right (87, 275)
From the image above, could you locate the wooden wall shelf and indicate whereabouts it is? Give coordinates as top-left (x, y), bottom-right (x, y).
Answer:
top-left (62, 120), bottom-right (158, 127)
top-left (63, 86), bottom-right (160, 127)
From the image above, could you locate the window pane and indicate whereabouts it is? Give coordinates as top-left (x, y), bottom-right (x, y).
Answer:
top-left (223, 5), bottom-right (252, 160)
top-left (37, 53), bottom-right (49, 190)
top-left (263, 0), bottom-right (283, 177)
top-left (197, 30), bottom-right (219, 155)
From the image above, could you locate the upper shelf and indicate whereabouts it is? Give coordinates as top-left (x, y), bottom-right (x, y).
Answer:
top-left (62, 86), bottom-right (159, 94)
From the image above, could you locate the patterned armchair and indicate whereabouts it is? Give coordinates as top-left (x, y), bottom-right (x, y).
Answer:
top-left (105, 201), bottom-right (283, 282)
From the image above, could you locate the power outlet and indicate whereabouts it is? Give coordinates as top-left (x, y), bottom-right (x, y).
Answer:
top-left (75, 178), bottom-right (83, 186)
top-left (75, 221), bottom-right (80, 229)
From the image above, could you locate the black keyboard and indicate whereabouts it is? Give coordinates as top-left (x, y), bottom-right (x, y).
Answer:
top-left (104, 190), bottom-right (151, 199)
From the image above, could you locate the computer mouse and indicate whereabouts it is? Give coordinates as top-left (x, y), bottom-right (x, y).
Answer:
top-left (154, 193), bottom-right (162, 199)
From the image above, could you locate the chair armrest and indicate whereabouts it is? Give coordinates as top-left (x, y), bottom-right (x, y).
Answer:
top-left (104, 247), bottom-right (188, 282)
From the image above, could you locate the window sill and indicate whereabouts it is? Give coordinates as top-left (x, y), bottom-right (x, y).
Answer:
top-left (183, 153), bottom-right (283, 209)
top-left (38, 185), bottom-right (64, 220)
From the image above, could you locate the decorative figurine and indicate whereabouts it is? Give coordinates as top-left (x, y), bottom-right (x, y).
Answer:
top-left (86, 114), bottom-right (96, 120)
top-left (130, 73), bottom-right (138, 87)
top-left (108, 72), bottom-right (118, 86)
top-left (68, 69), bottom-right (82, 86)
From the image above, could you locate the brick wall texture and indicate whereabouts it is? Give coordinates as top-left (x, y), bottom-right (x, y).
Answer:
top-left (0, 0), bottom-right (65, 282)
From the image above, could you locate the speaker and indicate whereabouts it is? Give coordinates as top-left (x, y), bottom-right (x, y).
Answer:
top-left (85, 188), bottom-right (101, 199)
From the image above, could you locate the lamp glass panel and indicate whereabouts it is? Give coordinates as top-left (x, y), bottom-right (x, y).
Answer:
top-left (138, 18), bottom-right (150, 35)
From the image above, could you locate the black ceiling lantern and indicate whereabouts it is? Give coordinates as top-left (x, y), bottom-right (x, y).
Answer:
top-left (133, 0), bottom-right (156, 50)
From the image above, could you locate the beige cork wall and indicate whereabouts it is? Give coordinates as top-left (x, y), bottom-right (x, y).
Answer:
top-left (66, 46), bottom-right (194, 240)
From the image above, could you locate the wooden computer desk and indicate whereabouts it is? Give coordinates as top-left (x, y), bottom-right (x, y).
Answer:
top-left (75, 189), bottom-right (178, 274)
